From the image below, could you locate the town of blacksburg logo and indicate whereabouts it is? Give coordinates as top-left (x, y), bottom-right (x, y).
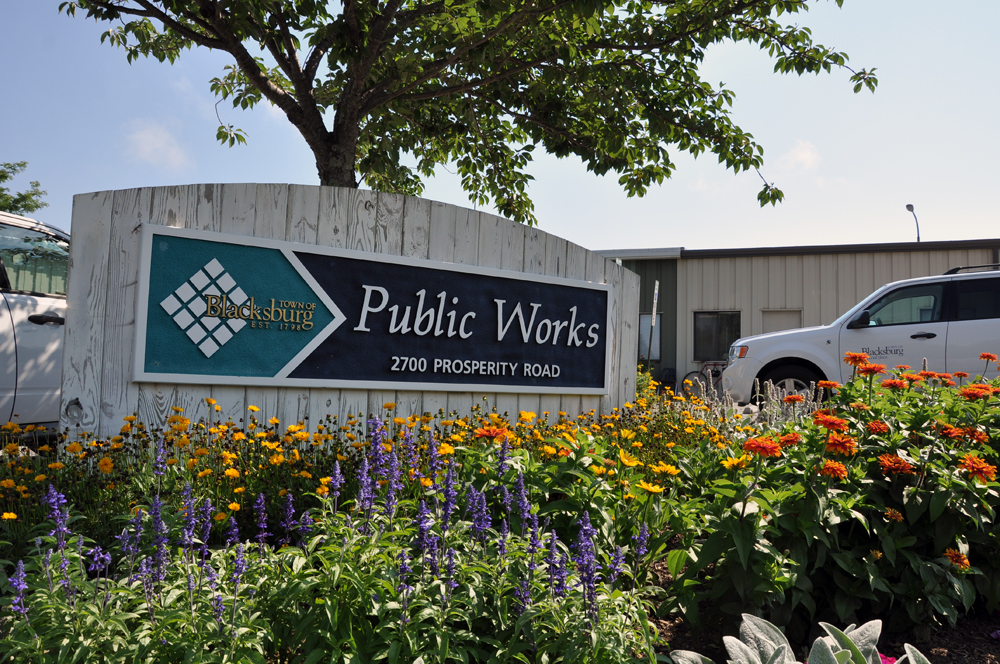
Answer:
top-left (159, 258), bottom-right (246, 358)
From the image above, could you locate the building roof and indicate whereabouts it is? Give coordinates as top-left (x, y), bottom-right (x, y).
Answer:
top-left (597, 237), bottom-right (1000, 261)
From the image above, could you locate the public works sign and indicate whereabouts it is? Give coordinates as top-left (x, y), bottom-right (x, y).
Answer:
top-left (134, 226), bottom-right (611, 394)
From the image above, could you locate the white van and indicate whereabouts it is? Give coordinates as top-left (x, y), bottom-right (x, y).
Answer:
top-left (722, 266), bottom-right (1000, 403)
top-left (0, 211), bottom-right (70, 427)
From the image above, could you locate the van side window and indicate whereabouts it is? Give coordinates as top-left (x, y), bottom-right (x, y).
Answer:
top-left (0, 223), bottom-right (70, 296)
top-left (955, 277), bottom-right (1000, 321)
top-left (866, 283), bottom-right (944, 326)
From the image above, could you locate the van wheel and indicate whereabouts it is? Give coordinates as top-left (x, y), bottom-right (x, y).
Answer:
top-left (758, 366), bottom-right (819, 400)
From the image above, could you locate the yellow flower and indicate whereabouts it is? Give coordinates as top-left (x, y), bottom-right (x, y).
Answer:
top-left (438, 442), bottom-right (455, 455)
top-left (2, 512), bottom-right (16, 520)
top-left (228, 502), bottom-right (240, 511)
top-left (48, 462), bottom-right (65, 470)
top-left (269, 454), bottom-right (285, 466)
top-left (225, 468), bottom-right (240, 478)
top-left (0, 479), bottom-right (14, 489)
top-left (205, 398), bottom-right (217, 406)
top-left (247, 405), bottom-right (260, 412)
top-left (233, 432), bottom-right (246, 442)
top-left (193, 448), bottom-right (210, 457)
top-left (66, 442), bottom-right (83, 454)
top-left (214, 512), bottom-right (228, 521)
top-left (38, 445), bottom-right (51, 453)
top-left (269, 417), bottom-right (280, 426)
top-left (420, 477), bottom-right (433, 487)
top-left (299, 471), bottom-right (312, 479)
top-left (187, 458), bottom-right (198, 470)
top-left (316, 485), bottom-right (329, 496)
top-left (542, 445), bottom-right (557, 455)
top-left (197, 469), bottom-right (213, 478)
top-left (721, 454), bottom-right (751, 470)
top-left (167, 458), bottom-right (179, 466)
top-left (637, 480), bottom-right (664, 494)
top-left (618, 449), bottom-right (643, 467)
top-left (98, 457), bottom-right (114, 474)
top-left (234, 487), bottom-right (245, 493)
top-left (34, 474), bottom-right (46, 482)
top-left (383, 402), bottom-right (396, 410)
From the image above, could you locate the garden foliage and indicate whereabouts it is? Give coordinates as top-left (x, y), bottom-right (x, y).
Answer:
top-left (0, 352), bottom-right (997, 661)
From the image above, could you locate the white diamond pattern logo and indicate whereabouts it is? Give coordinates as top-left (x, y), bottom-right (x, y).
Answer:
top-left (160, 259), bottom-right (247, 357)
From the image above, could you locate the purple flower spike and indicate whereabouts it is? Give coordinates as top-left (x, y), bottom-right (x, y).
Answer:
top-left (607, 546), bottom-right (625, 584)
top-left (10, 560), bottom-right (28, 616)
top-left (254, 493), bottom-right (270, 549)
top-left (43, 485), bottom-right (70, 551)
top-left (280, 493), bottom-right (296, 546)
top-left (573, 511), bottom-right (600, 626)
top-left (225, 516), bottom-right (240, 547)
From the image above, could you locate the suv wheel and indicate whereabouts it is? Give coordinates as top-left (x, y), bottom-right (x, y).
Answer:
top-left (759, 365), bottom-right (820, 400)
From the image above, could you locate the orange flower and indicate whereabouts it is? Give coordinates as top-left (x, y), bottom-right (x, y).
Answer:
top-left (813, 412), bottom-right (849, 432)
top-left (959, 454), bottom-right (997, 484)
top-left (474, 426), bottom-right (508, 441)
top-left (817, 380), bottom-right (840, 390)
top-left (225, 468), bottom-right (240, 478)
top-left (857, 363), bottom-right (886, 377)
top-left (962, 427), bottom-right (989, 444)
top-left (316, 485), bottom-right (329, 496)
top-left (954, 371), bottom-right (969, 379)
top-left (637, 480), bottom-right (664, 494)
top-left (844, 352), bottom-right (870, 367)
top-left (884, 508), bottom-right (904, 522)
top-left (778, 432), bottom-right (802, 448)
top-left (743, 437), bottom-right (781, 458)
top-left (819, 460), bottom-right (848, 481)
top-left (880, 379), bottom-right (908, 390)
top-left (959, 385), bottom-right (994, 401)
top-left (228, 502), bottom-right (241, 511)
top-left (878, 453), bottom-right (914, 476)
top-left (783, 394), bottom-right (804, 404)
top-left (214, 512), bottom-right (228, 521)
top-left (901, 373), bottom-right (924, 383)
top-left (979, 352), bottom-right (998, 362)
top-left (825, 432), bottom-right (858, 456)
top-left (866, 421), bottom-right (890, 435)
top-left (98, 457), bottom-right (114, 474)
top-left (944, 548), bottom-right (971, 571)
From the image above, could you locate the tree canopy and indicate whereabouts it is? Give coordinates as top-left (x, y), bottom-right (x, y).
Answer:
top-left (60, 0), bottom-right (876, 224)
top-left (0, 162), bottom-right (49, 217)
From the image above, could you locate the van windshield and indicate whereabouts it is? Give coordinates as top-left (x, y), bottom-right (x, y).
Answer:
top-left (829, 283), bottom-right (892, 328)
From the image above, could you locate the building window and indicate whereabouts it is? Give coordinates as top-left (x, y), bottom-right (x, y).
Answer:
top-left (693, 311), bottom-right (741, 362)
top-left (638, 314), bottom-right (662, 361)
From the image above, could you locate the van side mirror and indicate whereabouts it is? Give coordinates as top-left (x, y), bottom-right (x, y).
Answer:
top-left (847, 309), bottom-right (871, 329)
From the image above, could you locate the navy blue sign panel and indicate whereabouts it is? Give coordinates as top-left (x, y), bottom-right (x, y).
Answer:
top-left (290, 252), bottom-right (608, 390)
top-left (134, 225), bottom-right (611, 395)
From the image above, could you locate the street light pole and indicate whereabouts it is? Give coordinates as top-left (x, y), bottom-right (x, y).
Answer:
top-left (906, 204), bottom-right (921, 242)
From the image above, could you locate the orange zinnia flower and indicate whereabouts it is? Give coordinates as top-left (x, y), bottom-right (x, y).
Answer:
top-left (944, 548), bottom-right (971, 571)
top-left (901, 373), bottom-right (924, 383)
top-left (825, 432), bottom-right (858, 456)
top-left (783, 394), bottom-right (804, 404)
top-left (979, 352), bottom-right (998, 362)
top-left (878, 453), bottom-right (914, 476)
top-left (844, 352), bottom-right (869, 367)
top-left (959, 454), bottom-right (997, 484)
top-left (474, 426), bottom-right (508, 441)
top-left (884, 508), bottom-right (904, 522)
top-left (778, 432), bottom-right (802, 448)
top-left (813, 412), bottom-right (849, 432)
top-left (857, 363), bottom-right (886, 377)
top-left (744, 437), bottom-right (781, 458)
top-left (959, 385), bottom-right (994, 401)
top-left (880, 378), bottom-right (907, 390)
top-left (866, 421), bottom-right (890, 435)
top-left (819, 460), bottom-right (848, 481)
top-left (817, 380), bottom-right (840, 390)
top-left (962, 427), bottom-right (989, 444)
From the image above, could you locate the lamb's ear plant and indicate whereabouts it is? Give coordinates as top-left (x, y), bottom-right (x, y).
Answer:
top-left (669, 614), bottom-right (933, 664)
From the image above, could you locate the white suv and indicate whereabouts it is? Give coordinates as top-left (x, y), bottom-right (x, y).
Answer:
top-left (722, 266), bottom-right (1000, 403)
top-left (0, 211), bottom-right (70, 427)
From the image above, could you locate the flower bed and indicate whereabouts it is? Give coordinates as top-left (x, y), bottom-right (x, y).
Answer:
top-left (0, 353), bottom-right (998, 661)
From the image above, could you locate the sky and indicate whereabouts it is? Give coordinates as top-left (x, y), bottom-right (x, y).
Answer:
top-left (2, 1), bottom-right (998, 252)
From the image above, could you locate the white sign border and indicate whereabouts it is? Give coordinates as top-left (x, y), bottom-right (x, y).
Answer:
top-left (133, 224), bottom-right (613, 395)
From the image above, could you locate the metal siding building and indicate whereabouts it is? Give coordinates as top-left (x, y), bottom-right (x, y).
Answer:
top-left (603, 239), bottom-right (1000, 388)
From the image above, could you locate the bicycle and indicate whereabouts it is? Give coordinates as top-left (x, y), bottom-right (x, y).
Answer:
top-left (681, 361), bottom-right (728, 399)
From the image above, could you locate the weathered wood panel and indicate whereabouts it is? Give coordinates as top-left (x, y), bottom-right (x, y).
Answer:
top-left (60, 190), bottom-right (114, 435)
top-left (65, 185), bottom-right (633, 434)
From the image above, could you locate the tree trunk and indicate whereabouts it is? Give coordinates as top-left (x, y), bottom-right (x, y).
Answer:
top-left (314, 115), bottom-right (361, 188)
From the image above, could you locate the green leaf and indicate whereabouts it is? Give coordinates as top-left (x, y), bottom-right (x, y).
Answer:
top-left (929, 490), bottom-right (950, 521)
top-left (819, 623), bottom-right (868, 664)
top-left (666, 652), bottom-right (715, 664)
top-left (807, 638), bottom-right (840, 664)
top-left (667, 549), bottom-right (689, 578)
top-left (902, 644), bottom-right (934, 664)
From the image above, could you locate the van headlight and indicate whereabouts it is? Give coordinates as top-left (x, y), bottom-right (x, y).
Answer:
top-left (728, 345), bottom-right (748, 365)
